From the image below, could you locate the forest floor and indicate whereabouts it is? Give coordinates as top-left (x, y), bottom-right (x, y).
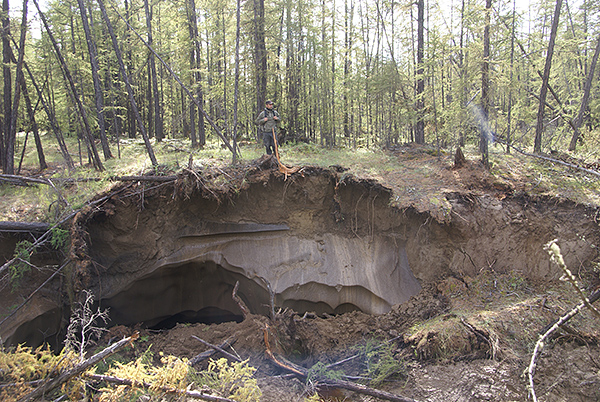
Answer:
top-left (2, 137), bottom-right (600, 401)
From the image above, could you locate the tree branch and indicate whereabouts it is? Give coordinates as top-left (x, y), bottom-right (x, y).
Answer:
top-left (18, 334), bottom-right (138, 402)
top-left (262, 324), bottom-right (420, 402)
top-left (526, 288), bottom-right (600, 401)
top-left (86, 373), bottom-right (236, 402)
top-left (191, 335), bottom-right (242, 362)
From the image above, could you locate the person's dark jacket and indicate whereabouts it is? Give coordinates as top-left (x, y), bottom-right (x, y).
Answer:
top-left (255, 108), bottom-right (281, 134)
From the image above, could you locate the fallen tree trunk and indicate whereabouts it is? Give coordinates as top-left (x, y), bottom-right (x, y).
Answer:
top-left (0, 173), bottom-right (178, 186)
top-left (0, 221), bottom-right (50, 232)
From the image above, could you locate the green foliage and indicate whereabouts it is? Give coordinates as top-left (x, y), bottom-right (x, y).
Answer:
top-left (198, 358), bottom-right (262, 402)
top-left (306, 361), bottom-right (343, 383)
top-left (363, 340), bottom-right (405, 386)
top-left (50, 227), bottom-right (70, 253)
top-left (0, 345), bottom-right (78, 400)
top-left (10, 240), bottom-right (34, 290)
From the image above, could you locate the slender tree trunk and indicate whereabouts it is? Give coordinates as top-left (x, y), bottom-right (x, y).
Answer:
top-left (253, 0), bottom-right (267, 137)
top-left (144, 0), bottom-right (163, 142)
top-left (481, 0), bottom-right (491, 168)
top-left (7, 0), bottom-right (29, 175)
top-left (10, 49), bottom-right (47, 170)
top-left (285, 0), bottom-right (299, 142)
top-left (534, 0), bottom-right (562, 154)
top-left (2, 0), bottom-right (11, 173)
top-left (124, 0), bottom-right (136, 139)
top-left (33, 0), bottom-right (104, 171)
top-left (186, 0), bottom-right (198, 148)
top-left (568, 33), bottom-right (600, 151)
top-left (414, 0), bottom-right (425, 144)
top-left (343, 0), bottom-right (353, 143)
top-left (77, 0), bottom-right (112, 160)
top-left (232, 0), bottom-right (241, 164)
top-left (507, 0), bottom-right (516, 154)
top-left (97, 0), bottom-right (158, 166)
top-left (21, 57), bottom-right (73, 169)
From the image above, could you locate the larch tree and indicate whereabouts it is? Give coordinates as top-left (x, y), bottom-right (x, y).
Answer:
top-left (534, 0), bottom-right (562, 154)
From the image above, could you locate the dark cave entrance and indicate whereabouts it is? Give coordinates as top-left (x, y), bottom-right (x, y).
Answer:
top-left (101, 261), bottom-right (272, 329)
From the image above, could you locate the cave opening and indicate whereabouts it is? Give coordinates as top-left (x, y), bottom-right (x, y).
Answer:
top-left (101, 261), bottom-right (272, 329)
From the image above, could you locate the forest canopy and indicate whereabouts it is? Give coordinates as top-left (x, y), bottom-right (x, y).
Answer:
top-left (0, 0), bottom-right (599, 173)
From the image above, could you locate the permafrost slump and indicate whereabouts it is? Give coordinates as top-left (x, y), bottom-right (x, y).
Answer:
top-left (2, 166), bottom-right (599, 346)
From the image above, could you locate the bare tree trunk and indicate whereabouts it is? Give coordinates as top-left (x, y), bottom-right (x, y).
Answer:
top-left (77, 0), bottom-right (112, 160)
top-left (568, 33), bottom-right (600, 151)
top-left (534, 0), bottom-right (562, 154)
top-left (7, 0), bottom-right (29, 175)
top-left (144, 0), bottom-right (163, 142)
top-left (33, 0), bottom-right (104, 171)
top-left (343, 0), bottom-right (353, 145)
top-left (22, 57), bottom-right (73, 169)
top-left (97, 0), bottom-right (158, 166)
top-left (253, 0), bottom-right (267, 138)
top-left (2, 0), bottom-right (11, 173)
top-left (9, 42), bottom-right (47, 171)
top-left (232, 0), bottom-right (241, 164)
top-left (124, 0), bottom-right (136, 139)
top-left (186, 0), bottom-right (198, 148)
top-left (187, 0), bottom-right (206, 148)
top-left (480, 0), bottom-right (491, 169)
top-left (414, 0), bottom-right (425, 144)
top-left (507, 0), bottom-right (516, 154)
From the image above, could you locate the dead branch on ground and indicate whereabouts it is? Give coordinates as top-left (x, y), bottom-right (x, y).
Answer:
top-left (496, 140), bottom-right (600, 179)
top-left (262, 324), bottom-right (420, 402)
top-left (17, 334), bottom-right (138, 402)
top-left (86, 373), bottom-right (236, 402)
top-left (191, 336), bottom-right (242, 362)
top-left (189, 337), bottom-right (236, 366)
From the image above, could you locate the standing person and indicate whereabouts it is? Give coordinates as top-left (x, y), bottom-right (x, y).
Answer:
top-left (255, 100), bottom-right (281, 155)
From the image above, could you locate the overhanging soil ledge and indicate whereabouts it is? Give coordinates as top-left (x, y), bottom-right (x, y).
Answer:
top-left (2, 156), bottom-right (600, 401)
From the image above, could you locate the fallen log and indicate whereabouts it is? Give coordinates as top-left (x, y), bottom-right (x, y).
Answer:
top-left (0, 221), bottom-right (50, 233)
top-left (0, 173), bottom-right (178, 186)
top-left (18, 334), bottom-right (138, 402)
top-left (262, 325), bottom-right (420, 402)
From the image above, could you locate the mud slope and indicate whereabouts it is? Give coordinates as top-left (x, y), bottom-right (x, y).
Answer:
top-left (3, 161), bottom-right (599, 345)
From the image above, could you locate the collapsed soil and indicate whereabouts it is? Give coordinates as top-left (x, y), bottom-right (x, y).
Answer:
top-left (3, 145), bottom-right (600, 401)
